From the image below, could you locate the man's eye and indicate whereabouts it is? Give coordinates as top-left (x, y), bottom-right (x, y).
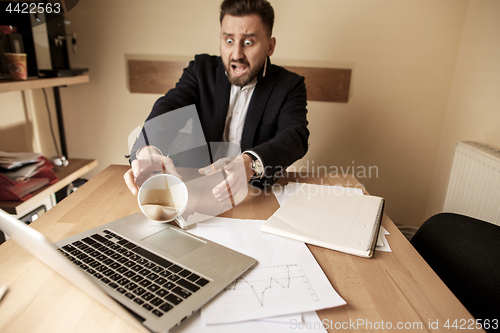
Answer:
top-left (226, 38), bottom-right (234, 44)
top-left (244, 40), bottom-right (253, 46)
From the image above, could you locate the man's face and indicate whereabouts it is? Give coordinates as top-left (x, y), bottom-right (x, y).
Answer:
top-left (220, 14), bottom-right (276, 87)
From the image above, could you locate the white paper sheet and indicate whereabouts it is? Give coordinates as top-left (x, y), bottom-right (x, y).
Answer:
top-left (376, 226), bottom-right (392, 252)
top-left (189, 217), bottom-right (345, 325)
top-left (177, 310), bottom-right (327, 333)
top-left (258, 313), bottom-right (302, 324)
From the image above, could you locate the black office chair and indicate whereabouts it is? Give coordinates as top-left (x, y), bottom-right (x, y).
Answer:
top-left (411, 213), bottom-right (500, 331)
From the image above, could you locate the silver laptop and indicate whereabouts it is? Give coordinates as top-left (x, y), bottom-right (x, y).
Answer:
top-left (0, 210), bottom-right (256, 332)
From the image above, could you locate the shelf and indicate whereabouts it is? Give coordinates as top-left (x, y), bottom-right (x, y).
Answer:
top-left (0, 75), bottom-right (89, 93)
top-left (0, 158), bottom-right (97, 215)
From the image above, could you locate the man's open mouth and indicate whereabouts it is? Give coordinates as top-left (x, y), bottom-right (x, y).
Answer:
top-left (231, 63), bottom-right (249, 77)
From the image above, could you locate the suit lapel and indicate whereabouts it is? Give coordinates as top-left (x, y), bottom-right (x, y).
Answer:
top-left (240, 61), bottom-right (277, 150)
top-left (212, 61), bottom-right (231, 142)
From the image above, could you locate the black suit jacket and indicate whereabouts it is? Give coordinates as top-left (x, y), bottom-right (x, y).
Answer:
top-left (142, 54), bottom-right (309, 187)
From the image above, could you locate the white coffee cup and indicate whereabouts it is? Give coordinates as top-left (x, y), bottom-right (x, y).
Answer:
top-left (138, 174), bottom-right (189, 228)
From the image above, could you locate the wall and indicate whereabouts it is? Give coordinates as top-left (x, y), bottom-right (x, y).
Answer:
top-left (272, 0), bottom-right (468, 228)
top-left (0, 91), bottom-right (30, 152)
top-left (426, 0), bottom-right (500, 218)
top-left (0, 88), bottom-right (61, 157)
top-left (1, 0), bottom-right (476, 227)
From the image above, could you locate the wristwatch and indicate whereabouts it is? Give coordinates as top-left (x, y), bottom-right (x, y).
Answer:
top-left (247, 153), bottom-right (264, 179)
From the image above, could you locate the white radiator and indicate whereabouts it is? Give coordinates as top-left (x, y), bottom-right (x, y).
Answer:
top-left (443, 141), bottom-right (500, 226)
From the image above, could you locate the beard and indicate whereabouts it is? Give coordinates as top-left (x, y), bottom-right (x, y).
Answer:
top-left (223, 56), bottom-right (266, 87)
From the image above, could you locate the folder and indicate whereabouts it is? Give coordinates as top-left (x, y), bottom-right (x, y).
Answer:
top-left (0, 177), bottom-right (50, 201)
top-left (261, 183), bottom-right (385, 258)
top-left (0, 156), bottom-right (58, 201)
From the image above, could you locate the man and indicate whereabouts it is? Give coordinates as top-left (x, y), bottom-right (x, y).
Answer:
top-left (125, 0), bottom-right (309, 202)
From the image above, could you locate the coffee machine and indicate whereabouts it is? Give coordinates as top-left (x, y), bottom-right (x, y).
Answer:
top-left (39, 12), bottom-right (87, 77)
top-left (0, 1), bottom-right (87, 78)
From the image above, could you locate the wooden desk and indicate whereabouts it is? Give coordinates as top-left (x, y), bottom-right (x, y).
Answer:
top-left (0, 165), bottom-right (482, 332)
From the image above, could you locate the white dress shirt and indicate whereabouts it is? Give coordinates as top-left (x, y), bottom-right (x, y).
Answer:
top-left (223, 81), bottom-right (257, 144)
top-left (222, 62), bottom-right (268, 178)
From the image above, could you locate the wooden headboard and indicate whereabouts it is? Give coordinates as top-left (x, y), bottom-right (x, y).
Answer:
top-left (128, 59), bottom-right (351, 103)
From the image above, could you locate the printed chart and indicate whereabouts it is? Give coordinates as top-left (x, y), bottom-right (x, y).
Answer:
top-left (194, 218), bottom-right (346, 325)
top-left (224, 263), bottom-right (319, 308)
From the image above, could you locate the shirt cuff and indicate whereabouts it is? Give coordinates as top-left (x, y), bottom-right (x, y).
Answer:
top-left (136, 145), bottom-right (163, 160)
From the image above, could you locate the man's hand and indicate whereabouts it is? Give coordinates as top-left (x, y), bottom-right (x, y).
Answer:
top-left (124, 146), bottom-right (181, 195)
top-left (198, 154), bottom-right (253, 203)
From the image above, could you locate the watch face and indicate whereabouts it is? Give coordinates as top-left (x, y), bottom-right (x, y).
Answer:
top-left (253, 159), bottom-right (264, 175)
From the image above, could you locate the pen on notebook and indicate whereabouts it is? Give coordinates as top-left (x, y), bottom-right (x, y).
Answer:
top-left (0, 285), bottom-right (9, 303)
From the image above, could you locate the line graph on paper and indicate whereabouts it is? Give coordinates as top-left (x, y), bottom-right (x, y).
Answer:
top-left (197, 219), bottom-right (347, 325)
top-left (221, 263), bottom-right (320, 310)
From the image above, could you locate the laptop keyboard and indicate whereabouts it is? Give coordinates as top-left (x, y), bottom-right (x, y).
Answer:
top-left (58, 229), bottom-right (210, 318)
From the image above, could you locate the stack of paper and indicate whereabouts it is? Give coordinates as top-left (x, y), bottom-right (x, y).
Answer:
top-left (180, 217), bottom-right (346, 332)
top-left (0, 152), bottom-right (42, 170)
top-left (262, 183), bottom-right (386, 258)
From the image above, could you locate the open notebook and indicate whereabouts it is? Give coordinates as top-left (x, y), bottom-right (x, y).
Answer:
top-left (261, 184), bottom-right (384, 258)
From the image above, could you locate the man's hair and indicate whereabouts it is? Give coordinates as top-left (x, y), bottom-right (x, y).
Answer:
top-left (220, 0), bottom-right (275, 37)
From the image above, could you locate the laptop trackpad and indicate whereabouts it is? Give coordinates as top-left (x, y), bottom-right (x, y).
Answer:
top-left (142, 227), bottom-right (205, 259)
